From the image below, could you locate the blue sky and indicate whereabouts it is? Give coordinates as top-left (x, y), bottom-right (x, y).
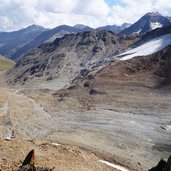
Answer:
top-left (106, 0), bottom-right (126, 7)
top-left (106, 0), bottom-right (116, 5)
top-left (0, 0), bottom-right (171, 31)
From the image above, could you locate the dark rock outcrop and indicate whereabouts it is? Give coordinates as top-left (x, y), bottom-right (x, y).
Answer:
top-left (149, 155), bottom-right (171, 171)
top-left (18, 150), bottom-right (55, 171)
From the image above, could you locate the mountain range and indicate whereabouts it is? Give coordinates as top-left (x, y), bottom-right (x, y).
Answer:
top-left (97, 23), bottom-right (131, 33)
top-left (0, 12), bottom-right (171, 62)
top-left (10, 25), bottom-right (92, 61)
top-left (0, 25), bottom-right (46, 60)
top-left (7, 30), bottom-right (137, 88)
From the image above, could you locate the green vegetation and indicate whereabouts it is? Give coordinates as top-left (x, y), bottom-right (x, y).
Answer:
top-left (4, 120), bottom-right (12, 126)
top-left (0, 56), bottom-right (15, 71)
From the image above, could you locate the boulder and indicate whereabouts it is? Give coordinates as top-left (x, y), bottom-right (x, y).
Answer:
top-left (149, 155), bottom-right (171, 171)
top-left (17, 150), bottom-right (55, 171)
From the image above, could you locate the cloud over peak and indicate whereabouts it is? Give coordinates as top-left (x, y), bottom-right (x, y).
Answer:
top-left (0, 0), bottom-right (171, 31)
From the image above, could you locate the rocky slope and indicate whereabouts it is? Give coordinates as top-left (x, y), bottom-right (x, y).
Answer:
top-left (121, 12), bottom-right (171, 35)
top-left (93, 45), bottom-right (171, 88)
top-left (7, 30), bottom-right (137, 88)
top-left (0, 138), bottom-right (115, 171)
top-left (55, 45), bottom-right (171, 112)
top-left (19, 46), bottom-right (171, 171)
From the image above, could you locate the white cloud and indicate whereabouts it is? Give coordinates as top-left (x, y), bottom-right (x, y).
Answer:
top-left (0, 0), bottom-right (171, 31)
top-left (0, 0), bottom-right (110, 31)
top-left (38, 0), bottom-right (78, 13)
top-left (108, 0), bottom-right (171, 25)
top-left (154, 0), bottom-right (171, 15)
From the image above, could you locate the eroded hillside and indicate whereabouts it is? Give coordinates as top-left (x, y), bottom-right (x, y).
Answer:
top-left (7, 30), bottom-right (137, 89)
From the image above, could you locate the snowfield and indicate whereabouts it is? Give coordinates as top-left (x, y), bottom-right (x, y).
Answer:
top-left (150, 22), bottom-right (163, 30)
top-left (99, 160), bottom-right (130, 171)
top-left (118, 34), bottom-right (171, 60)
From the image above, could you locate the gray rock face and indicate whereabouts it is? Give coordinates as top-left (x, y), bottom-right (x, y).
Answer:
top-left (7, 30), bottom-right (136, 87)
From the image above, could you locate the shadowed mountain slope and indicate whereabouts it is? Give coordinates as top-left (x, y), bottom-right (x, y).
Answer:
top-left (0, 25), bottom-right (46, 60)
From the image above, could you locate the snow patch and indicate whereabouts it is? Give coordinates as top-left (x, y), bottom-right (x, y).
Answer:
top-left (5, 136), bottom-right (12, 141)
top-left (51, 143), bottom-right (62, 146)
top-left (117, 34), bottom-right (171, 60)
top-left (99, 160), bottom-right (130, 171)
top-left (133, 29), bottom-right (142, 34)
top-left (150, 22), bottom-right (163, 30)
top-left (166, 125), bottom-right (171, 132)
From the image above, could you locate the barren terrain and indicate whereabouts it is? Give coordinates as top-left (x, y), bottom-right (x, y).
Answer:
top-left (0, 49), bottom-right (171, 171)
top-left (0, 40), bottom-right (171, 171)
top-left (0, 72), bottom-right (119, 171)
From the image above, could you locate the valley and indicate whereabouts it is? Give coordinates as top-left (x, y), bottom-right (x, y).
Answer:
top-left (0, 10), bottom-right (171, 171)
top-left (0, 45), bottom-right (170, 170)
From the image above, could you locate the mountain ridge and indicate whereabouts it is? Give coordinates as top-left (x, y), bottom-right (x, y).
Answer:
top-left (0, 12), bottom-right (171, 61)
top-left (7, 30), bottom-right (137, 88)
top-left (0, 24), bottom-right (47, 59)
top-left (97, 23), bottom-right (131, 33)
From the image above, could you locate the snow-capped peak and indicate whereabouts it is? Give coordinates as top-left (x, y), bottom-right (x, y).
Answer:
top-left (121, 12), bottom-right (171, 35)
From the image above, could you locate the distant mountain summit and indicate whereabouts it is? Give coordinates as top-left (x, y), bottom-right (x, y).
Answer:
top-left (0, 25), bottom-right (47, 59)
top-left (24, 24), bottom-right (47, 33)
top-left (97, 23), bottom-right (131, 33)
top-left (73, 24), bottom-right (92, 31)
top-left (121, 12), bottom-right (171, 35)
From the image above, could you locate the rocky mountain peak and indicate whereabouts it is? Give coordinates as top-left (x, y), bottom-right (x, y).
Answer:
top-left (25, 24), bottom-right (46, 31)
top-left (23, 24), bottom-right (47, 34)
top-left (145, 12), bottom-right (161, 17)
top-left (73, 24), bottom-right (92, 30)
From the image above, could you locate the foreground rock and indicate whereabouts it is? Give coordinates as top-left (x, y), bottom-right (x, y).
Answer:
top-left (149, 155), bottom-right (171, 171)
top-left (18, 149), bottom-right (55, 171)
